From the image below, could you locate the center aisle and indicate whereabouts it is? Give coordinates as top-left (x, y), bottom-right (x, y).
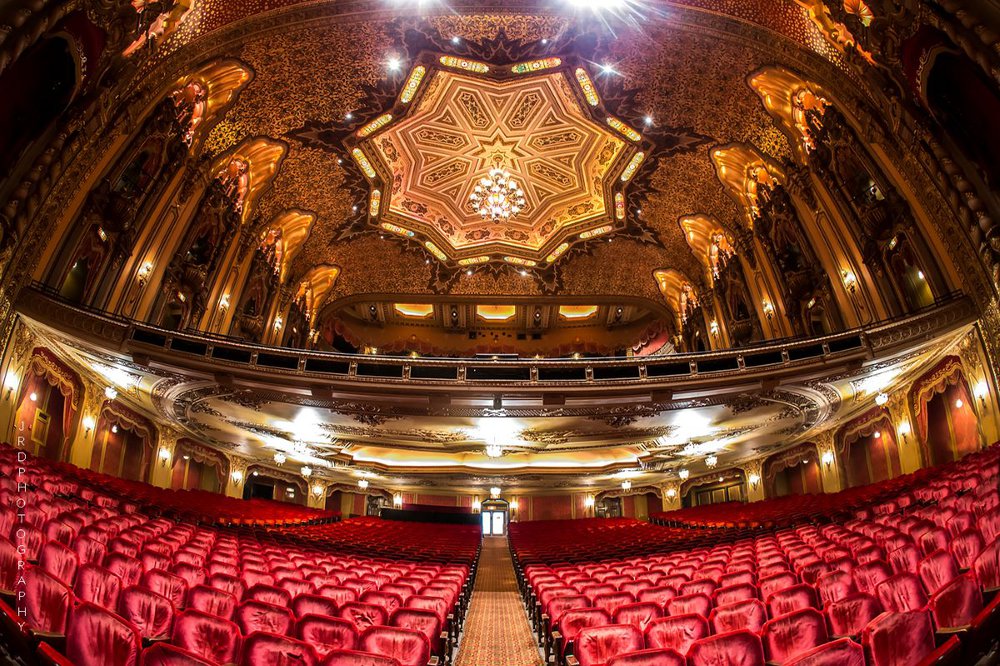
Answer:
top-left (454, 536), bottom-right (543, 666)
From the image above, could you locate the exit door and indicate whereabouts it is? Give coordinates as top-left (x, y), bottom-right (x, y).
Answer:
top-left (481, 510), bottom-right (507, 536)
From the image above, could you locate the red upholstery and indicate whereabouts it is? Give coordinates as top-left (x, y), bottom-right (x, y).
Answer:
top-left (63, 602), bottom-right (141, 666)
top-left (74, 564), bottom-right (122, 611)
top-left (636, 586), bottom-right (676, 608)
top-left (245, 584), bottom-right (292, 607)
top-left (760, 573), bottom-right (797, 600)
top-left (142, 642), bottom-right (217, 665)
top-left (572, 623), bottom-right (643, 666)
top-left (852, 561), bottom-right (892, 595)
top-left (239, 630), bottom-right (320, 666)
top-left (173, 563), bottom-right (207, 590)
top-left (644, 614), bottom-right (708, 655)
top-left (974, 538), bottom-right (1000, 590)
top-left (665, 592), bottom-right (711, 618)
top-left (320, 649), bottom-right (401, 666)
top-left (319, 586), bottom-right (360, 608)
top-left (390, 608), bottom-right (443, 654)
top-left (762, 608), bottom-right (828, 664)
top-left (237, 599), bottom-right (295, 636)
top-left (277, 578), bottom-right (313, 600)
top-left (611, 602), bottom-right (661, 632)
top-left (297, 614), bottom-right (359, 657)
top-left (861, 610), bottom-right (938, 666)
top-left (928, 572), bottom-right (983, 629)
top-left (209, 574), bottom-right (245, 599)
top-left (293, 593), bottom-right (341, 620)
top-left (826, 593), bottom-right (882, 637)
top-left (361, 591), bottom-right (403, 616)
top-left (339, 602), bottom-right (390, 633)
top-left (557, 608), bottom-right (612, 657)
top-left (40, 540), bottom-right (79, 586)
top-left (950, 529), bottom-right (984, 569)
top-left (0, 535), bottom-right (18, 592)
top-left (875, 573), bottom-right (928, 612)
top-left (405, 595), bottom-right (449, 628)
top-left (188, 585), bottom-right (238, 620)
top-left (606, 647), bottom-right (684, 666)
top-left (918, 549), bottom-right (959, 594)
top-left (547, 595), bottom-right (591, 626)
top-left (709, 598), bottom-right (767, 634)
top-left (25, 565), bottom-right (72, 635)
top-left (359, 625), bottom-right (430, 666)
top-left (713, 583), bottom-right (756, 607)
top-left (687, 630), bottom-right (765, 666)
top-left (783, 638), bottom-right (865, 666)
top-left (119, 585), bottom-right (175, 640)
top-left (143, 569), bottom-right (188, 610)
top-left (171, 609), bottom-right (242, 665)
top-left (816, 570), bottom-right (856, 607)
top-left (592, 592), bottom-right (635, 615)
top-left (767, 583), bottom-right (819, 617)
top-left (105, 554), bottom-right (143, 588)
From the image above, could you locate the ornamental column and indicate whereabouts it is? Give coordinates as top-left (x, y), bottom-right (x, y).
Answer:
top-left (742, 458), bottom-right (766, 502)
top-left (66, 380), bottom-right (105, 469)
top-left (814, 430), bottom-right (843, 493)
top-left (887, 392), bottom-right (922, 473)
top-left (148, 427), bottom-right (182, 488)
top-left (224, 454), bottom-right (250, 498)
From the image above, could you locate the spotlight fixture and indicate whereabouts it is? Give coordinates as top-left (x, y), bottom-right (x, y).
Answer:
top-left (387, 57), bottom-right (401, 71)
top-left (644, 115), bottom-right (653, 125)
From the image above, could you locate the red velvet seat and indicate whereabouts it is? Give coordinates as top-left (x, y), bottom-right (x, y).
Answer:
top-left (644, 614), bottom-right (708, 655)
top-left (104, 553), bottom-right (143, 588)
top-left (40, 540), bottom-right (79, 587)
top-left (680, 578), bottom-right (717, 598)
top-left (973, 538), bottom-right (999, 591)
top-left (927, 572), bottom-right (983, 630)
top-left (173, 563), bottom-right (208, 590)
top-left (861, 610), bottom-right (952, 666)
top-left (571, 623), bottom-right (643, 666)
top-left (73, 563), bottom-right (122, 612)
top-left (665, 592), bottom-right (711, 618)
top-left (237, 599), bottom-right (295, 636)
top-left (919, 527), bottom-right (950, 557)
top-left (391, 607), bottom-right (444, 657)
top-left (297, 614), bottom-right (359, 657)
top-left (875, 573), bottom-right (928, 612)
top-left (17, 523), bottom-right (45, 560)
top-left (0, 535), bottom-right (20, 593)
top-left (826, 592), bottom-right (882, 638)
top-left (713, 582), bottom-right (756, 607)
top-left (142, 642), bottom-right (217, 665)
top-left (25, 565), bottom-right (72, 636)
top-left (405, 595), bottom-right (449, 631)
top-left (918, 549), bottom-right (959, 594)
top-left (358, 625), bottom-right (430, 666)
top-left (612, 602), bottom-right (661, 633)
top-left (143, 569), bottom-right (188, 610)
top-left (686, 630), bottom-right (765, 666)
top-left (361, 590), bottom-right (404, 616)
top-left (245, 583), bottom-right (292, 607)
top-left (709, 598), bottom-right (767, 634)
top-left (606, 647), bottom-right (684, 666)
top-left (592, 591), bottom-right (635, 615)
top-left (142, 551), bottom-right (172, 574)
top-left (783, 637), bottom-right (865, 666)
top-left (293, 593), bottom-right (341, 620)
top-left (59, 601), bottom-right (142, 666)
top-left (635, 586), bottom-right (676, 608)
top-left (320, 649), bottom-right (401, 666)
top-left (767, 583), bottom-right (819, 617)
top-left (119, 585), bottom-right (174, 640)
top-left (852, 560), bottom-right (892, 595)
top-left (762, 608), bottom-right (829, 664)
top-left (188, 585), bottom-right (238, 621)
top-left (949, 529), bottom-right (984, 570)
top-left (555, 608), bottom-right (612, 661)
top-left (239, 630), bottom-right (320, 666)
top-left (171, 609), bottom-right (242, 665)
top-left (319, 586), bottom-right (360, 608)
top-left (816, 570), bottom-right (856, 607)
top-left (73, 536), bottom-right (107, 567)
top-left (340, 601), bottom-right (390, 633)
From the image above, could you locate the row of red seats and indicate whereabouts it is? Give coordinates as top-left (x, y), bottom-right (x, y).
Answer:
top-left (513, 444), bottom-right (1000, 666)
top-left (0, 445), bottom-right (480, 665)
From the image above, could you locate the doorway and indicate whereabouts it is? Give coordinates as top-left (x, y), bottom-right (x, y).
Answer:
top-left (480, 499), bottom-right (509, 536)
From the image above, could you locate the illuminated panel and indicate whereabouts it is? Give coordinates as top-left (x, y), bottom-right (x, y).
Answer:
top-left (438, 56), bottom-right (490, 73)
top-left (476, 305), bottom-right (517, 321)
top-left (606, 116), bottom-right (641, 142)
top-left (614, 192), bottom-right (625, 220)
top-left (503, 256), bottom-right (537, 267)
top-left (458, 255), bottom-right (490, 266)
top-left (546, 242), bottom-right (570, 263)
top-left (369, 189), bottom-right (381, 217)
top-left (579, 225), bottom-right (612, 239)
top-left (380, 222), bottom-right (415, 237)
top-left (399, 65), bottom-right (426, 103)
top-left (393, 303), bottom-right (435, 318)
top-left (357, 114), bottom-right (393, 138)
top-left (511, 57), bottom-right (562, 74)
top-left (351, 148), bottom-right (377, 179)
top-left (575, 68), bottom-right (599, 106)
top-left (558, 305), bottom-right (599, 319)
top-left (424, 241), bottom-right (447, 261)
top-left (620, 152), bottom-right (645, 182)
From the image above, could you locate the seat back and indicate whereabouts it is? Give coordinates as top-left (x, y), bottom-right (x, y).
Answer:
top-left (767, 583), bottom-right (819, 617)
top-left (826, 593), bottom-right (882, 637)
top-left (141, 642), bottom-right (217, 665)
top-left (361, 590), bottom-right (403, 616)
top-left (171, 609), bottom-right (242, 665)
top-left (762, 608), bottom-right (828, 664)
top-left (709, 598), bottom-right (767, 634)
top-left (25, 565), bottom-right (72, 634)
top-left (645, 613), bottom-right (709, 654)
top-left (339, 601), bottom-right (390, 632)
top-left (816, 570), bottom-right (856, 607)
top-left (240, 630), bottom-right (320, 666)
top-left (853, 561), bottom-right (892, 595)
top-left (318, 585), bottom-right (360, 607)
top-left (928, 572), bottom-right (983, 630)
top-left (612, 602), bottom-right (661, 632)
top-left (119, 585), bottom-right (175, 640)
top-left (875, 573), bottom-right (928, 612)
top-left (593, 591), bottom-right (635, 615)
top-left (65, 602), bottom-right (141, 666)
top-left (188, 585), bottom-right (238, 620)
top-left (666, 592), bottom-right (711, 618)
top-left (687, 630), bottom-right (765, 666)
top-left (293, 593), bottom-right (341, 620)
top-left (404, 595), bottom-right (448, 625)
top-left (919, 549), bottom-right (959, 594)
top-left (40, 540), bottom-right (79, 586)
top-left (359, 625), bottom-right (430, 666)
top-left (297, 614), bottom-right (359, 656)
top-left (245, 583), bottom-right (292, 607)
top-left (607, 647), bottom-right (685, 666)
top-left (974, 538), bottom-right (1000, 590)
top-left (574, 624), bottom-right (643, 666)
top-left (636, 585), bottom-right (676, 608)
top-left (74, 564), bottom-right (122, 611)
top-left (237, 599), bottom-right (295, 636)
top-left (783, 637), bottom-right (865, 666)
top-left (862, 610), bottom-right (937, 666)
top-left (319, 649), bottom-right (401, 666)
top-left (143, 569), bottom-right (188, 610)
top-left (713, 582), bottom-right (756, 607)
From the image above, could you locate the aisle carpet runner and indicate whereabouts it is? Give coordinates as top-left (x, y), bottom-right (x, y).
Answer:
top-left (454, 536), bottom-right (543, 666)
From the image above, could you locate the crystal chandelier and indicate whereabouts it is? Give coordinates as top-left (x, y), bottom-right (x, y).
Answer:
top-left (468, 161), bottom-right (526, 222)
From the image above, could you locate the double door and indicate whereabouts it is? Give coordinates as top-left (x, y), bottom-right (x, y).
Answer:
top-left (481, 510), bottom-right (506, 536)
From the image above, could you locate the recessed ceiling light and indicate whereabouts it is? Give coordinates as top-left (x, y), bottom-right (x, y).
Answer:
top-left (644, 115), bottom-right (653, 125)
top-left (387, 57), bottom-right (402, 71)
top-left (345, 112), bottom-right (353, 121)
top-left (451, 36), bottom-right (461, 44)
top-left (599, 63), bottom-right (618, 76)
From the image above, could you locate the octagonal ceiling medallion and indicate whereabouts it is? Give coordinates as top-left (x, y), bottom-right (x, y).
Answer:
top-left (344, 54), bottom-right (652, 269)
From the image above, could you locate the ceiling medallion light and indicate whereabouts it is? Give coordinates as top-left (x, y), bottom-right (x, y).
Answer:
top-left (468, 160), bottom-right (526, 222)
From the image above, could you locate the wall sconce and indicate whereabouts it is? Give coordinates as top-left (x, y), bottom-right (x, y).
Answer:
top-left (111, 424), bottom-right (118, 434)
top-left (584, 495), bottom-right (595, 508)
top-left (29, 392), bottom-right (37, 402)
top-left (762, 300), bottom-right (774, 320)
top-left (875, 392), bottom-right (888, 406)
top-left (300, 466), bottom-right (312, 478)
top-left (678, 468), bottom-right (690, 480)
top-left (231, 470), bottom-right (244, 486)
top-left (705, 455), bottom-right (718, 468)
top-left (393, 493), bottom-right (402, 507)
top-left (472, 498), bottom-right (482, 513)
top-left (821, 450), bottom-right (834, 468)
top-left (273, 316), bottom-right (283, 332)
top-left (898, 421), bottom-right (911, 440)
top-left (621, 479), bottom-right (632, 492)
top-left (955, 398), bottom-right (964, 409)
top-left (974, 380), bottom-right (989, 406)
top-left (873, 430), bottom-right (882, 439)
top-left (82, 416), bottom-right (96, 434)
top-left (509, 499), bottom-right (519, 511)
top-left (748, 473), bottom-right (760, 488)
top-left (666, 488), bottom-right (677, 499)
top-left (490, 486), bottom-right (501, 499)
top-left (709, 320), bottom-right (720, 336)
top-left (3, 372), bottom-right (17, 399)
top-left (137, 262), bottom-right (153, 287)
top-left (312, 484), bottom-right (324, 498)
top-left (219, 294), bottom-right (230, 312)
top-left (158, 447), bottom-right (172, 466)
top-left (105, 386), bottom-right (118, 400)
top-left (841, 270), bottom-right (858, 293)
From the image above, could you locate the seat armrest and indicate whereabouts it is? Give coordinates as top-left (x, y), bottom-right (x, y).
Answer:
top-left (429, 658), bottom-right (439, 666)
top-left (567, 656), bottom-right (580, 666)
top-left (921, 635), bottom-right (961, 666)
top-left (37, 642), bottom-right (73, 666)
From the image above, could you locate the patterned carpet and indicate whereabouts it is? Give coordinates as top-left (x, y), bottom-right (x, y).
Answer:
top-left (454, 536), bottom-right (543, 666)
